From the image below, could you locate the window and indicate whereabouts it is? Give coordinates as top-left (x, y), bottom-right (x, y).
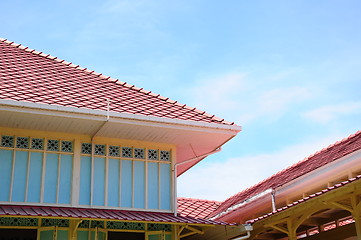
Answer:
top-left (0, 135), bottom-right (73, 205)
top-left (79, 143), bottom-right (172, 210)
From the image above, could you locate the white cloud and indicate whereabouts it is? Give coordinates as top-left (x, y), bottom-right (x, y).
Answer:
top-left (303, 101), bottom-right (361, 124)
top-left (188, 72), bottom-right (312, 125)
top-left (177, 133), bottom-right (346, 201)
top-left (258, 87), bottom-right (310, 114)
top-left (190, 73), bottom-right (247, 112)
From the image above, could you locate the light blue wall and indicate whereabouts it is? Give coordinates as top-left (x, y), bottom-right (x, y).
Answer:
top-left (59, 154), bottom-right (72, 204)
top-left (12, 151), bottom-right (28, 202)
top-left (93, 157), bottom-right (105, 206)
top-left (147, 162), bottom-right (159, 209)
top-left (134, 161), bottom-right (145, 209)
top-left (27, 152), bottom-right (43, 202)
top-left (80, 156), bottom-right (91, 205)
top-left (121, 160), bottom-right (132, 208)
top-left (0, 147), bottom-right (73, 205)
top-left (0, 150), bottom-right (12, 201)
top-left (79, 157), bottom-right (171, 210)
top-left (108, 158), bottom-right (120, 207)
top-left (44, 153), bottom-right (58, 203)
top-left (0, 140), bottom-right (172, 211)
top-left (160, 163), bottom-right (171, 210)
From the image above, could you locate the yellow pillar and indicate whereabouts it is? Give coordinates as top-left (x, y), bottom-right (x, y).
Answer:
top-left (353, 212), bottom-right (361, 240)
top-left (287, 220), bottom-right (297, 240)
top-left (69, 219), bottom-right (83, 240)
top-left (351, 195), bottom-right (361, 240)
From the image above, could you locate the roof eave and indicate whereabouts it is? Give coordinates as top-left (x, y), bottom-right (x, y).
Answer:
top-left (0, 99), bottom-right (241, 133)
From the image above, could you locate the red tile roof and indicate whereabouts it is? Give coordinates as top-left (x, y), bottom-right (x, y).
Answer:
top-left (177, 198), bottom-right (221, 219)
top-left (0, 38), bottom-right (234, 126)
top-left (0, 205), bottom-right (231, 226)
top-left (246, 174), bottom-right (361, 224)
top-left (210, 130), bottom-right (361, 219)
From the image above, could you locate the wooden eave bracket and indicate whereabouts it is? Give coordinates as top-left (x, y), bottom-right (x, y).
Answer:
top-left (178, 224), bottom-right (204, 238)
top-left (265, 224), bottom-right (289, 235)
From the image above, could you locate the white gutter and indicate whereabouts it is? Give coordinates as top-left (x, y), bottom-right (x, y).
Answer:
top-left (0, 99), bottom-right (241, 133)
top-left (172, 147), bottom-right (222, 216)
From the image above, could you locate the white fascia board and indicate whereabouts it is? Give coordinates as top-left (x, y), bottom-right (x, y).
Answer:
top-left (0, 99), bottom-right (241, 134)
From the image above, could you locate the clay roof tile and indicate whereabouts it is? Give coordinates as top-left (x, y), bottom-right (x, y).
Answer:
top-left (0, 38), bottom-right (237, 126)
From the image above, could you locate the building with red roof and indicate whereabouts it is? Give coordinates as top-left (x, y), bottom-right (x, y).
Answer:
top-left (2, 37), bottom-right (361, 240)
top-left (178, 131), bottom-right (361, 240)
top-left (0, 38), bottom-right (247, 239)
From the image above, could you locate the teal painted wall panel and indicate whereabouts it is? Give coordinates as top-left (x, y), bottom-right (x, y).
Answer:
top-left (134, 161), bottom-right (145, 208)
top-left (40, 230), bottom-right (53, 239)
top-left (97, 232), bottom-right (106, 240)
top-left (108, 158), bottom-right (120, 207)
top-left (121, 160), bottom-right (132, 208)
top-left (93, 157), bottom-right (105, 206)
top-left (160, 163), bottom-right (171, 210)
top-left (58, 154), bottom-right (72, 204)
top-left (58, 230), bottom-right (68, 240)
top-left (147, 162), bottom-right (159, 209)
top-left (44, 153), bottom-right (58, 203)
top-left (148, 234), bottom-right (171, 240)
top-left (12, 151), bottom-right (28, 202)
top-left (148, 234), bottom-right (159, 240)
top-left (0, 149), bottom-right (12, 201)
top-left (27, 152), bottom-right (43, 202)
top-left (78, 231), bottom-right (105, 240)
top-left (77, 231), bottom-right (89, 240)
top-left (80, 156), bottom-right (91, 205)
top-left (40, 230), bottom-right (68, 240)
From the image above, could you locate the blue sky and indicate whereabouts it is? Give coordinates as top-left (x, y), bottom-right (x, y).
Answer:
top-left (2, 0), bottom-right (361, 200)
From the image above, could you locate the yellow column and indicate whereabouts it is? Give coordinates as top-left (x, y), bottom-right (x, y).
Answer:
top-left (351, 195), bottom-right (361, 240)
top-left (287, 219), bottom-right (297, 240)
top-left (68, 219), bottom-right (83, 240)
top-left (353, 212), bottom-right (361, 240)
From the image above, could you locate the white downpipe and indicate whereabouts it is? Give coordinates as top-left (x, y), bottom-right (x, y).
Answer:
top-left (271, 188), bottom-right (276, 212)
top-left (233, 225), bottom-right (253, 240)
top-left (172, 147), bottom-right (222, 216)
top-left (233, 231), bottom-right (251, 240)
top-left (90, 99), bottom-right (110, 206)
